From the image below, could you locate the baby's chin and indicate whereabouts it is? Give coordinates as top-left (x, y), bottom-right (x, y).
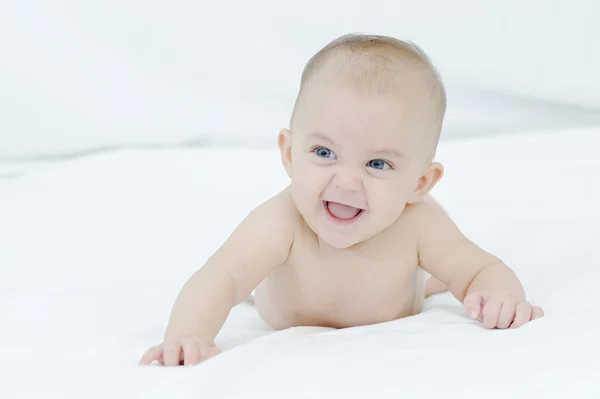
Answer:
top-left (316, 229), bottom-right (367, 249)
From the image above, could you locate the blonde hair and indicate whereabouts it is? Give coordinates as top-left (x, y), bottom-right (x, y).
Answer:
top-left (291, 33), bottom-right (447, 137)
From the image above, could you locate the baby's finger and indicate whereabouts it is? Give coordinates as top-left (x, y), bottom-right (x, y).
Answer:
top-left (482, 298), bottom-right (502, 329)
top-left (497, 300), bottom-right (516, 329)
top-left (139, 345), bottom-right (163, 366)
top-left (530, 305), bottom-right (544, 321)
top-left (182, 340), bottom-right (200, 366)
top-left (463, 292), bottom-right (484, 320)
top-left (163, 342), bottom-right (182, 367)
top-left (510, 302), bottom-right (532, 329)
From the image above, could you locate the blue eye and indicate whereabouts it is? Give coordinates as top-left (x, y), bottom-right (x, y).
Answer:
top-left (367, 159), bottom-right (391, 170)
top-left (314, 146), bottom-right (336, 159)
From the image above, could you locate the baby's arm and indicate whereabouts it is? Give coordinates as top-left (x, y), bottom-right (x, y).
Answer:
top-left (413, 200), bottom-right (543, 329)
top-left (139, 190), bottom-right (295, 366)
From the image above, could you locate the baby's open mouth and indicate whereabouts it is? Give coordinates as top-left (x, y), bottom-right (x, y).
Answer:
top-left (324, 201), bottom-right (365, 221)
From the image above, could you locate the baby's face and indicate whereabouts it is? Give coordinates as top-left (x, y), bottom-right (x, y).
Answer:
top-left (283, 76), bottom-right (438, 249)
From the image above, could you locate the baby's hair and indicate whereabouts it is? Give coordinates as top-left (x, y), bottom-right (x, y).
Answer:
top-left (291, 33), bottom-right (447, 142)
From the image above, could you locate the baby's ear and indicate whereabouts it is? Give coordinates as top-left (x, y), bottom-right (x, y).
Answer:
top-left (407, 162), bottom-right (444, 204)
top-left (277, 129), bottom-right (293, 178)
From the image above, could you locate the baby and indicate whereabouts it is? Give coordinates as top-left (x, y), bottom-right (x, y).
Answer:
top-left (140, 34), bottom-right (543, 367)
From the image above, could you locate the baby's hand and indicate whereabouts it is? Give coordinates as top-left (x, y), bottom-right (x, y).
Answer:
top-left (139, 338), bottom-right (221, 366)
top-left (463, 290), bottom-right (544, 329)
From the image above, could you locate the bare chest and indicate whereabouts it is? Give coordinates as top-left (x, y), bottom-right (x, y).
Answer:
top-left (292, 246), bottom-right (417, 302)
top-left (256, 233), bottom-right (422, 328)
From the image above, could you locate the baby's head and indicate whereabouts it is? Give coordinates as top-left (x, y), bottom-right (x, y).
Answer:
top-left (279, 34), bottom-right (446, 248)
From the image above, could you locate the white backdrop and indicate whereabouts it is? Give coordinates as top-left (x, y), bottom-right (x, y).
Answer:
top-left (1, 0), bottom-right (600, 159)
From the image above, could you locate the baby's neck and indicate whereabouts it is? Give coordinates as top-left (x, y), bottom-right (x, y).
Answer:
top-left (314, 227), bottom-right (393, 259)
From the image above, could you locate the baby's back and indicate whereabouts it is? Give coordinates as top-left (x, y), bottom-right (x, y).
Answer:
top-left (254, 189), bottom-right (427, 330)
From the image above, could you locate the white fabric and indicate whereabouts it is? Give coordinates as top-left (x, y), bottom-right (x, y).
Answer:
top-left (2, 1), bottom-right (600, 157)
top-left (1, 128), bottom-right (599, 398)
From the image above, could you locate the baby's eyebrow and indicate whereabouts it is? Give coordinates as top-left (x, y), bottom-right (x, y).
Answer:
top-left (371, 148), bottom-right (406, 158)
top-left (305, 132), bottom-right (336, 145)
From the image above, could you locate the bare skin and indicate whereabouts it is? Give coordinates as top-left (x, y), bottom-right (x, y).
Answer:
top-left (139, 48), bottom-right (543, 367)
top-left (255, 188), bottom-right (425, 330)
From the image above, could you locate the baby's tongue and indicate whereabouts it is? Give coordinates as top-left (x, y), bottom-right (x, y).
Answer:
top-left (327, 202), bottom-right (361, 220)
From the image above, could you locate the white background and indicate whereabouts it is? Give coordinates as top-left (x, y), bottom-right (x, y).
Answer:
top-left (1, 0), bottom-right (600, 159)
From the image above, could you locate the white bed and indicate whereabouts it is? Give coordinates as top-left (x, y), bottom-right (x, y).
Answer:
top-left (1, 127), bottom-right (599, 398)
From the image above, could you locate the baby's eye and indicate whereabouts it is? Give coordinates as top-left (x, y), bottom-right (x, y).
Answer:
top-left (367, 159), bottom-right (392, 170)
top-left (313, 146), bottom-right (336, 159)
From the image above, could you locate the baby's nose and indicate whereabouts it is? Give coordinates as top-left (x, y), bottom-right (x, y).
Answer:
top-left (332, 167), bottom-right (362, 192)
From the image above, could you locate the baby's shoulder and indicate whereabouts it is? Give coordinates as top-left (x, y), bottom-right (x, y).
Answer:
top-left (221, 186), bottom-right (299, 260)
top-left (253, 186), bottom-right (303, 229)
top-left (401, 195), bottom-right (448, 227)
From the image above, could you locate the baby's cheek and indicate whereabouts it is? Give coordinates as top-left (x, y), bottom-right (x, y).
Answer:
top-left (296, 163), bottom-right (327, 187)
top-left (377, 182), bottom-right (410, 213)
top-left (291, 172), bottom-right (320, 203)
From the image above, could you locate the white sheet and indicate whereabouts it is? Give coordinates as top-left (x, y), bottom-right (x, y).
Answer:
top-left (1, 128), bottom-right (599, 398)
top-left (3, 1), bottom-right (600, 158)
